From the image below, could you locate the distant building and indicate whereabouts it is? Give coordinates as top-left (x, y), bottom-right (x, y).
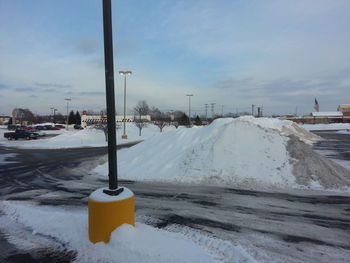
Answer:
top-left (81, 114), bottom-right (152, 128)
top-left (281, 110), bottom-right (350, 124)
top-left (338, 104), bottom-right (350, 116)
top-left (0, 116), bottom-right (11, 125)
top-left (311, 112), bottom-right (343, 117)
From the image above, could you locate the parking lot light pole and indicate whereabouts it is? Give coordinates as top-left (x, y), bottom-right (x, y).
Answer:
top-left (65, 98), bottom-right (71, 130)
top-left (119, 71), bottom-right (132, 139)
top-left (88, 0), bottom-right (135, 244)
top-left (101, 0), bottom-right (121, 195)
top-left (186, 94), bottom-right (193, 127)
top-left (53, 109), bottom-right (57, 124)
top-left (50, 107), bottom-right (54, 122)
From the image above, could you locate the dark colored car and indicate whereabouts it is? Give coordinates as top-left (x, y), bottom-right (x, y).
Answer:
top-left (4, 129), bottom-right (40, 140)
top-left (54, 125), bottom-right (65, 129)
top-left (7, 125), bottom-right (20, 130)
top-left (74, 124), bottom-right (83, 129)
top-left (34, 125), bottom-right (46, 130)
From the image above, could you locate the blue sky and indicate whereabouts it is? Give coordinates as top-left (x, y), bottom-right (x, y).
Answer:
top-left (1, 0), bottom-right (350, 116)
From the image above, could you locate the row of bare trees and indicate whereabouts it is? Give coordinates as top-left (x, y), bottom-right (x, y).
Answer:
top-left (9, 108), bottom-right (80, 125)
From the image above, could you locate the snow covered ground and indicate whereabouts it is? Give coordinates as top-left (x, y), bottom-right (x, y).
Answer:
top-left (1, 117), bottom-right (350, 262)
top-left (0, 201), bottom-right (254, 263)
top-left (0, 153), bottom-right (17, 164)
top-left (300, 123), bottom-right (350, 131)
top-left (93, 117), bottom-right (349, 192)
top-left (0, 123), bottom-right (179, 149)
top-left (337, 130), bottom-right (350, 134)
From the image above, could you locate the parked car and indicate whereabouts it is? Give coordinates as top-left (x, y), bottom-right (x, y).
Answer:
top-left (7, 124), bottom-right (20, 130)
top-left (33, 129), bottom-right (46, 137)
top-left (20, 126), bottom-right (34, 130)
top-left (74, 124), bottom-right (83, 129)
top-left (4, 129), bottom-right (40, 140)
top-left (35, 125), bottom-right (48, 130)
top-left (54, 125), bottom-right (65, 129)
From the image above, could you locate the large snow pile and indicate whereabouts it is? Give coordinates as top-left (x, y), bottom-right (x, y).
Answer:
top-left (0, 201), bottom-right (255, 263)
top-left (94, 117), bottom-right (349, 190)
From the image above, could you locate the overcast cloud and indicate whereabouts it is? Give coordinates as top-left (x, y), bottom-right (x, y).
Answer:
top-left (0, 0), bottom-right (349, 116)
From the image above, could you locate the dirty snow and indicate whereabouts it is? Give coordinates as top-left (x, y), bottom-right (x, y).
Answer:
top-left (300, 123), bottom-right (350, 131)
top-left (0, 201), bottom-right (255, 263)
top-left (0, 153), bottom-right (17, 164)
top-left (89, 187), bottom-right (134, 202)
top-left (336, 130), bottom-right (350, 134)
top-left (94, 117), bottom-right (349, 191)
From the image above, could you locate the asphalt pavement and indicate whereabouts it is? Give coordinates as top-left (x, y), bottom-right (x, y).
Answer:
top-left (0, 132), bottom-right (350, 262)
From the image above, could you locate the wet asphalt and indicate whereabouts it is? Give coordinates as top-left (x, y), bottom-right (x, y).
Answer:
top-left (0, 132), bottom-right (350, 262)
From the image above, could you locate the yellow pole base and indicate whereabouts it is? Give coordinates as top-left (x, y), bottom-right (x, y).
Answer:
top-left (121, 135), bottom-right (128, 139)
top-left (88, 187), bottom-right (135, 243)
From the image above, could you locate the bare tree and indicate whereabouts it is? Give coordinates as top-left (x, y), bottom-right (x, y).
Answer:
top-left (134, 101), bottom-right (150, 136)
top-left (134, 121), bottom-right (148, 136)
top-left (155, 120), bottom-right (168, 132)
top-left (12, 108), bottom-right (35, 125)
top-left (134, 100), bottom-right (150, 118)
top-left (171, 121), bottom-right (179, 129)
top-left (93, 112), bottom-right (121, 141)
top-left (94, 121), bottom-right (121, 142)
top-left (149, 106), bottom-right (162, 121)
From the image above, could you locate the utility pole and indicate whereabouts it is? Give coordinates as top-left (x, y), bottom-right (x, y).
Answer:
top-left (65, 98), bottom-right (71, 130)
top-left (53, 109), bottom-right (57, 124)
top-left (205, 104), bottom-right (208, 121)
top-left (50, 107), bottom-right (54, 122)
top-left (210, 103), bottom-right (216, 118)
top-left (186, 94), bottom-right (193, 127)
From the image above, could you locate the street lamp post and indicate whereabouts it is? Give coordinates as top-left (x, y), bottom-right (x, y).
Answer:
top-left (210, 103), bottom-right (216, 118)
top-left (53, 109), bottom-right (57, 124)
top-left (65, 98), bottom-right (71, 130)
top-left (50, 107), bottom-right (54, 122)
top-left (186, 94), bottom-right (193, 127)
top-left (101, 0), bottom-right (120, 195)
top-left (119, 71), bottom-right (132, 139)
top-left (205, 104), bottom-right (208, 121)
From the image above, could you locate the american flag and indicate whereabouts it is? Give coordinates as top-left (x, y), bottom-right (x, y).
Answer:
top-left (314, 98), bottom-right (320, 112)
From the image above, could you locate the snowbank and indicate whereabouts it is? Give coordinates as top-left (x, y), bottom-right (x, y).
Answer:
top-left (0, 123), bottom-right (179, 149)
top-left (336, 130), bottom-right (350, 134)
top-left (0, 201), bottom-right (255, 263)
top-left (300, 123), bottom-right (350, 131)
top-left (94, 117), bottom-right (349, 191)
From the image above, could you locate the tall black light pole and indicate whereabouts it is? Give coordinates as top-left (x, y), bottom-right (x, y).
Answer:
top-left (102, 0), bottom-right (122, 195)
top-left (119, 70), bottom-right (132, 139)
top-left (65, 98), bottom-right (71, 130)
top-left (50, 107), bottom-right (54, 122)
top-left (186, 94), bottom-right (193, 127)
top-left (53, 108), bottom-right (57, 124)
top-left (205, 104), bottom-right (208, 121)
